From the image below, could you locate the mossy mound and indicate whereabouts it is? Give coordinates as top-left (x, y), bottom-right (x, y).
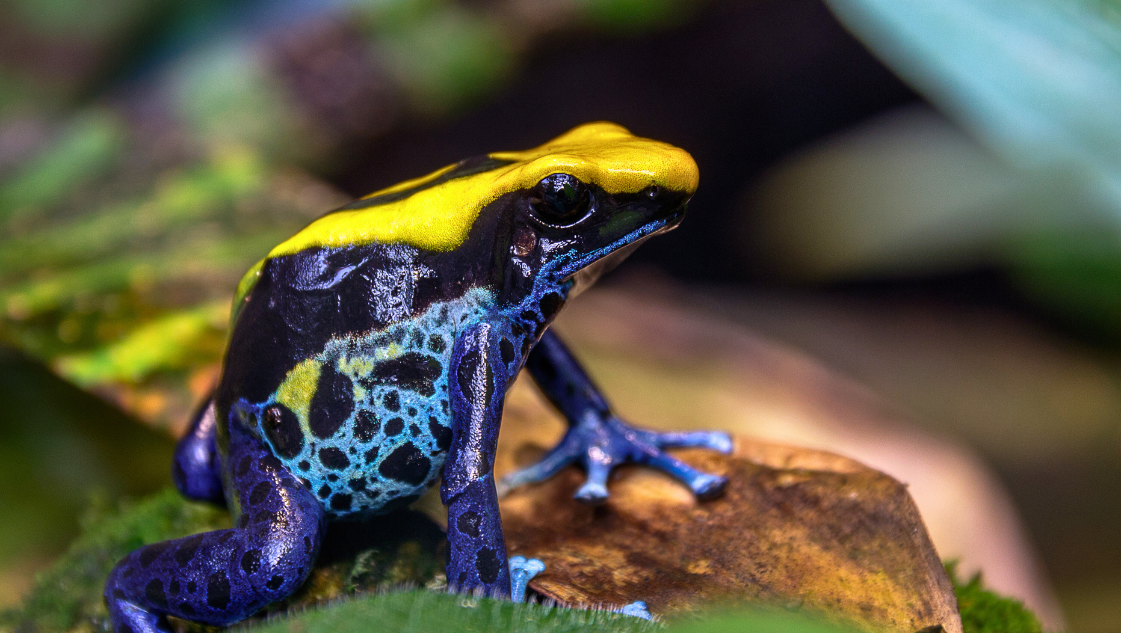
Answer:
top-left (1, 488), bottom-right (445, 633)
top-left (5, 489), bottom-right (227, 633)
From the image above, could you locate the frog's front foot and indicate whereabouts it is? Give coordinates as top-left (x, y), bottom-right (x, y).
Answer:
top-left (499, 416), bottom-right (732, 504)
top-left (508, 556), bottom-right (545, 603)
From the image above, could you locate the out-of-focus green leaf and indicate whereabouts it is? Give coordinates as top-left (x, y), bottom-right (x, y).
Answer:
top-left (171, 44), bottom-right (312, 162)
top-left (55, 301), bottom-right (228, 387)
top-left (378, 6), bottom-right (514, 114)
top-left (824, 0), bottom-right (1121, 212)
top-left (664, 611), bottom-right (854, 633)
top-left (580, 0), bottom-right (696, 32)
top-left (0, 148), bottom-right (266, 277)
top-left (0, 111), bottom-right (124, 221)
top-left (250, 591), bottom-right (659, 633)
top-left (0, 70), bottom-right (40, 119)
top-left (8, 0), bottom-right (141, 37)
top-left (822, 0), bottom-right (1121, 339)
top-left (1, 229), bottom-right (285, 322)
top-left (1004, 227), bottom-right (1121, 341)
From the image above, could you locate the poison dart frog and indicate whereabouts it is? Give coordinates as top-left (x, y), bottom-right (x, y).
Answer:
top-left (104, 123), bottom-right (732, 633)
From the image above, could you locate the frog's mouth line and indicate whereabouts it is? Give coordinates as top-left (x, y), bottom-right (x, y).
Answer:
top-left (561, 210), bottom-right (683, 295)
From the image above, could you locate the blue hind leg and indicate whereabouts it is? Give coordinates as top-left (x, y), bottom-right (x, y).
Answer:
top-left (105, 422), bottom-right (324, 633)
top-left (502, 329), bottom-right (733, 504)
top-left (172, 398), bottom-right (224, 504)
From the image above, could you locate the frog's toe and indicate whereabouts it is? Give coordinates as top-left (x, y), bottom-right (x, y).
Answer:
top-left (690, 472), bottom-right (729, 500)
top-left (498, 434), bottom-right (582, 496)
top-left (110, 600), bottom-right (167, 633)
top-left (648, 450), bottom-right (729, 499)
top-left (574, 480), bottom-right (610, 505)
top-left (573, 458), bottom-right (612, 505)
top-left (648, 429), bottom-right (734, 454)
top-left (617, 601), bottom-right (653, 620)
top-left (508, 556), bottom-right (546, 603)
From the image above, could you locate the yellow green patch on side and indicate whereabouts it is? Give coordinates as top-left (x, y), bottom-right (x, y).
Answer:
top-left (231, 257), bottom-right (266, 324)
top-left (274, 358), bottom-right (322, 434)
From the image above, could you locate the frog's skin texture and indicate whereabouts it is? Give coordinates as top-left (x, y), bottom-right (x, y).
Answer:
top-left (104, 123), bottom-right (732, 633)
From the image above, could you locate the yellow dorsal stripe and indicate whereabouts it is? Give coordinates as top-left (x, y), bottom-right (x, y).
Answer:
top-left (266, 122), bottom-right (699, 258)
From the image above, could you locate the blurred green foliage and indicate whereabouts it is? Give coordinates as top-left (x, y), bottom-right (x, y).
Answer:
top-left (579, 0), bottom-right (696, 32)
top-left (664, 611), bottom-right (854, 633)
top-left (171, 46), bottom-right (308, 162)
top-left (1005, 229), bottom-right (1121, 343)
top-left (7, 0), bottom-right (160, 38)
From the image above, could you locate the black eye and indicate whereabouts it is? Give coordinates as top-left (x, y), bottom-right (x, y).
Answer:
top-left (529, 173), bottom-right (591, 226)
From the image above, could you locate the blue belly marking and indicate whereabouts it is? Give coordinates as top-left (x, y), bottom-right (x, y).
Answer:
top-left (244, 288), bottom-right (492, 517)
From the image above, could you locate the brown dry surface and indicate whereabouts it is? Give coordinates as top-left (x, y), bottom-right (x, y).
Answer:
top-left (500, 438), bottom-right (961, 633)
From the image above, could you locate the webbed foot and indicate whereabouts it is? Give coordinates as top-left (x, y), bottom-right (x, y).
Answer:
top-left (499, 416), bottom-right (732, 504)
top-left (508, 556), bottom-right (545, 603)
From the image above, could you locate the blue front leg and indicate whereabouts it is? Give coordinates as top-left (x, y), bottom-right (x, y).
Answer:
top-left (442, 322), bottom-right (513, 597)
top-left (503, 329), bottom-right (733, 504)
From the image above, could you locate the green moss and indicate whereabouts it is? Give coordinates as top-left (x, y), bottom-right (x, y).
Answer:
top-left (1, 487), bottom-right (649, 633)
top-left (2, 489), bottom-right (227, 633)
top-left (1, 489), bottom-right (447, 633)
top-left (947, 562), bottom-right (1044, 633)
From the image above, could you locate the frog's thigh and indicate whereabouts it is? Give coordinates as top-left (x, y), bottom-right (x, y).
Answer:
top-left (105, 424), bottom-right (324, 633)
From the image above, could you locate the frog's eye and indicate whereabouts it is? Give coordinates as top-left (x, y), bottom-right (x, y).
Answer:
top-left (529, 173), bottom-right (591, 226)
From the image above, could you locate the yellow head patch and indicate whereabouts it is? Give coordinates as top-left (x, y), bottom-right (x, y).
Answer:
top-left (266, 122), bottom-right (699, 258)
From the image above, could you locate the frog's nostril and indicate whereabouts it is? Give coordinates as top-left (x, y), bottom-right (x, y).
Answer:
top-left (512, 225), bottom-right (536, 257)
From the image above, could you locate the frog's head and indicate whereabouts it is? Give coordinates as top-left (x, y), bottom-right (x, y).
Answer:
top-left (241, 123), bottom-right (697, 320)
top-left (491, 123), bottom-right (699, 300)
